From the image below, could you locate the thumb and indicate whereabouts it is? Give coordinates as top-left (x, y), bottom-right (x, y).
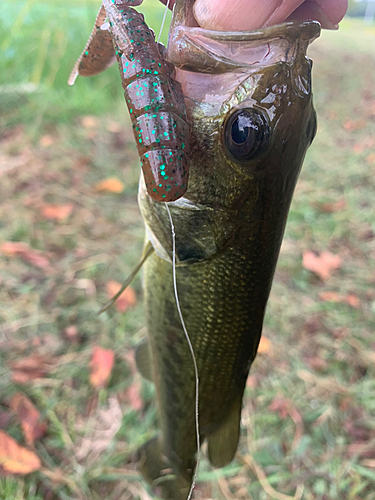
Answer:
top-left (193, 0), bottom-right (304, 31)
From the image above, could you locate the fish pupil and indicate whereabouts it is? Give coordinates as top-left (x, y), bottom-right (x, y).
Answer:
top-left (225, 109), bottom-right (270, 162)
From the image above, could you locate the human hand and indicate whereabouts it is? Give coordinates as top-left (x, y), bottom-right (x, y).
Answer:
top-left (159, 0), bottom-right (348, 31)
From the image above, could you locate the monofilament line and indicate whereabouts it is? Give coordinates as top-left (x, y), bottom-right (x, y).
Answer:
top-left (165, 203), bottom-right (201, 500)
top-left (157, 0), bottom-right (171, 43)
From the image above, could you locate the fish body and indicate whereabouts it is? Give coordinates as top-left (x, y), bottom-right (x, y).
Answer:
top-left (137, 2), bottom-right (320, 498)
top-left (69, 2), bottom-right (320, 498)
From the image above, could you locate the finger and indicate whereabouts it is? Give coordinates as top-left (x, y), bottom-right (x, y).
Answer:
top-left (193, 0), bottom-right (348, 31)
top-left (193, 0), bottom-right (305, 31)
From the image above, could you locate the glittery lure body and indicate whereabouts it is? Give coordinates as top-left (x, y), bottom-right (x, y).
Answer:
top-left (69, 0), bottom-right (189, 202)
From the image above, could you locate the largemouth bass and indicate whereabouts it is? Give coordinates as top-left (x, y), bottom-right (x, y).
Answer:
top-left (136, 2), bottom-right (320, 498)
top-left (69, 1), bottom-right (320, 498)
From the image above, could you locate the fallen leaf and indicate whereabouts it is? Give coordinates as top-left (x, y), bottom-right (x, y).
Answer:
top-left (319, 198), bottom-right (346, 213)
top-left (107, 120), bottom-right (122, 133)
top-left (106, 280), bottom-right (137, 313)
top-left (366, 153), bottom-right (375, 165)
top-left (90, 347), bottom-right (115, 388)
top-left (269, 397), bottom-right (290, 419)
top-left (305, 356), bottom-right (328, 372)
top-left (0, 241), bottom-right (51, 270)
top-left (39, 135), bottom-right (55, 147)
top-left (302, 250), bottom-right (342, 281)
top-left (0, 412), bottom-right (11, 430)
top-left (10, 355), bottom-right (56, 384)
top-left (125, 381), bottom-right (143, 411)
top-left (257, 336), bottom-right (272, 355)
top-left (343, 119), bottom-right (367, 131)
top-left (246, 375), bottom-right (258, 389)
top-left (319, 291), bottom-right (361, 308)
top-left (344, 294), bottom-right (361, 309)
top-left (62, 325), bottom-right (80, 343)
top-left (75, 396), bottom-right (122, 463)
top-left (319, 291), bottom-right (342, 302)
top-left (10, 394), bottom-right (47, 446)
top-left (94, 177), bottom-right (124, 193)
top-left (0, 430), bottom-right (41, 475)
top-left (0, 241), bottom-right (29, 256)
top-left (81, 115), bottom-right (99, 129)
top-left (41, 204), bottom-right (74, 221)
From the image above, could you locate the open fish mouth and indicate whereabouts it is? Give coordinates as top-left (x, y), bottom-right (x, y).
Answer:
top-left (168, 0), bottom-right (321, 73)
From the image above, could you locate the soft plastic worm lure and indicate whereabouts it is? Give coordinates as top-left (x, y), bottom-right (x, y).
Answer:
top-left (69, 0), bottom-right (190, 202)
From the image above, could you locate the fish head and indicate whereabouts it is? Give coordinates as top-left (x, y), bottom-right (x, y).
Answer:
top-left (138, 2), bottom-right (321, 263)
top-left (167, 0), bottom-right (321, 207)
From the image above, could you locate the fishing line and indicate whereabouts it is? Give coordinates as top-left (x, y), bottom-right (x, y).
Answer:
top-left (165, 204), bottom-right (201, 500)
top-left (157, 0), bottom-right (171, 43)
top-left (158, 5), bottom-right (200, 498)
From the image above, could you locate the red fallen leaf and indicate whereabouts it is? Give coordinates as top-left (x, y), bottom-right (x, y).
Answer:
top-left (269, 397), bottom-right (290, 419)
top-left (366, 153), bottom-right (375, 165)
top-left (10, 394), bottom-right (47, 446)
top-left (343, 119), bottom-right (367, 131)
top-left (319, 198), bottom-right (346, 213)
top-left (125, 381), bottom-right (143, 411)
top-left (305, 356), bottom-right (328, 372)
top-left (257, 336), bottom-right (272, 355)
top-left (0, 241), bottom-right (51, 270)
top-left (106, 281), bottom-right (137, 313)
top-left (10, 355), bottom-right (56, 384)
top-left (246, 374), bottom-right (259, 389)
top-left (39, 135), bottom-right (55, 147)
top-left (90, 347), bottom-right (115, 388)
top-left (62, 325), bottom-right (80, 343)
top-left (319, 291), bottom-right (342, 302)
top-left (319, 291), bottom-right (361, 308)
top-left (302, 250), bottom-right (342, 281)
top-left (107, 120), bottom-right (122, 133)
top-left (81, 115), bottom-right (99, 129)
top-left (95, 177), bottom-right (124, 193)
top-left (41, 204), bottom-right (74, 221)
top-left (0, 430), bottom-right (41, 475)
top-left (344, 294), bottom-right (361, 309)
top-left (0, 412), bottom-right (11, 430)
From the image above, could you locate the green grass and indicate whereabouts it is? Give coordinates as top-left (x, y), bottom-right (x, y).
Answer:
top-left (1, 4), bottom-right (375, 500)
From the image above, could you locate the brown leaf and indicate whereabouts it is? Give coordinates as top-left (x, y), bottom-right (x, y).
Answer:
top-left (106, 281), bottom-right (137, 313)
top-left (81, 115), bottom-right (99, 129)
top-left (90, 347), bottom-right (115, 389)
top-left (10, 355), bottom-right (56, 384)
top-left (0, 241), bottom-right (51, 270)
top-left (344, 294), bottom-right (361, 309)
top-left (319, 291), bottom-right (342, 302)
top-left (0, 430), bottom-right (41, 475)
top-left (269, 397), bottom-right (290, 420)
top-left (343, 119), bottom-right (367, 131)
top-left (302, 250), bottom-right (342, 281)
top-left (366, 153), bottom-right (375, 165)
top-left (10, 394), bottom-right (47, 446)
top-left (0, 241), bottom-right (28, 256)
top-left (107, 120), bottom-right (122, 133)
top-left (319, 198), bottom-right (346, 213)
top-left (319, 291), bottom-right (361, 308)
top-left (41, 204), bottom-right (74, 221)
top-left (62, 325), bottom-right (80, 343)
top-left (125, 381), bottom-right (143, 411)
top-left (95, 177), bottom-right (124, 193)
top-left (0, 412), bottom-right (11, 430)
top-left (257, 336), bottom-right (272, 355)
top-left (39, 135), bottom-right (55, 147)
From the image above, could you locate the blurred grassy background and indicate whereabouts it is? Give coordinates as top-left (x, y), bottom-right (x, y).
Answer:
top-left (1, 1), bottom-right (375, 499)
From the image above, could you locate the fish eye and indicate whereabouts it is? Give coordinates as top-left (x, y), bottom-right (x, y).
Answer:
top-left (224, 109), bottom-right (271, 162)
